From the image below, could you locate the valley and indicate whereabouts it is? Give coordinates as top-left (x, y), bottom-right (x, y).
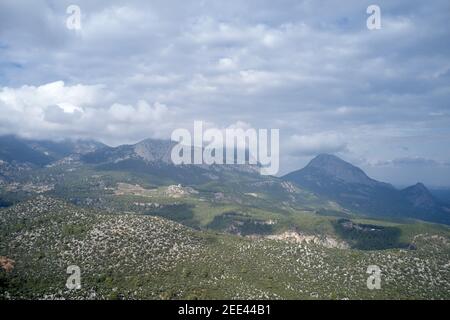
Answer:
top-left (0, 135), bottom-right (449, 300)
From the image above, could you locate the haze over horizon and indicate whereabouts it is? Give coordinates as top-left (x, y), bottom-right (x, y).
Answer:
top-left (1, 0), bottom-right (449, 186)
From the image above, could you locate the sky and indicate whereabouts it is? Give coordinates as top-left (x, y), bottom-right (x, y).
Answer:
top-left (0, 0), bottom-right (449, 186)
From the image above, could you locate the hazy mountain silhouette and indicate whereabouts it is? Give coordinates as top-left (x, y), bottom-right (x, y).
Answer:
top-left (283, 154), bottom-right (449, 224)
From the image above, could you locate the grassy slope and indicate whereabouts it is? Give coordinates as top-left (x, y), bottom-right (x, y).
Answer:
top-left (1, 164), bottom-right (450, 299)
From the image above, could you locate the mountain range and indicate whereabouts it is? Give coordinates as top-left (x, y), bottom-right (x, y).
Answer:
top-left (0, 135), bottom-right (449, 224)
top-left (283, 154), bottom-right (449, 224)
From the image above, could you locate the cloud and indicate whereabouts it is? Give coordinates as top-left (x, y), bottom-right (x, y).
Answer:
top-left (44, 105), bottom-right (83, 123)
top-left (0, 81), bottom-right (173, 144)
top-left (373, 157), bottom-right (445, 167)
top-left (286, 132), bottom-right (348, 156)
top-left (217, 58), bottom-right (237, 71)
top-left (0, 0), bottom-right (449, 183)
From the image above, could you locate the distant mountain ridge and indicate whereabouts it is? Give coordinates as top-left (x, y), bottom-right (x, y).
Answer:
top-left (283, 154), bottom-right (450, 224)
top-left (401, 183), bottom-right (440, 211)
top-left (0, 135), bottom-right (106, 166)
top-left (82, 138), bottom-right (174, 165)
top-left (80, 137), bottom-right (266, 185)
top-left (1, 135), bottom-right (449, 224)
top-left (296, 154), bottom-right (393, 188)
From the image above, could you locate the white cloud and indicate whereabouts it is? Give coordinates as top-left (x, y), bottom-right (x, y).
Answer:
top-left (217, 58), bottom-right (237, 71)
top-left (0, 81), bottom-right (173, 144)
top-left (287, 132), bottom-right (348, 156)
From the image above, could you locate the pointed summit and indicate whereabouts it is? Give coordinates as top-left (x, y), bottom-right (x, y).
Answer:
top-left (401, 182), bottom-right (438, 210)
top-left (283, 155), bottom-right (449, 224)
top-left (133, 138), bottom-right (175, 163)
top-left (409, 182), bottom-right (428, 192)
top-left (302, 154), bottom-right (382, 186)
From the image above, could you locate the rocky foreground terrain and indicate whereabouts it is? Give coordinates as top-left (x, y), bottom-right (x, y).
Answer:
top-left (1, 197), bottom-right (449, 300)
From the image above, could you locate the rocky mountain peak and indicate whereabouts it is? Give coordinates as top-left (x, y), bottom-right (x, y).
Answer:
top-left (133, 138), bottom-right (175, 163)
top-left (401, 182), bottom-right (437, 209)
top-left (305, 154), bottom-right (376, 185)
